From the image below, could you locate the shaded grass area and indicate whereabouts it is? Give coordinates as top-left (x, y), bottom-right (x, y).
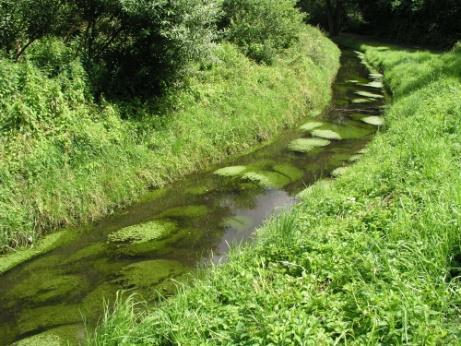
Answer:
top-left (91, 41), bottom-right (461, 343)
top-left (0, 26), bottom-right (339, 252)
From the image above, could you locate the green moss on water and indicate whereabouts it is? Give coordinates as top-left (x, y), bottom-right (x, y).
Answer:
top-left (318, 122), bottom-right (373, 140)
top-left (0, 230), bottom-right (77, 275)
top-left (361, 116), bottom-right (385, 126)
top-left (116, 260), bottom-right (188, 297)
top-left (185, 185), bottom-right (212, 196)
top-left (81, 283), bottom-right (118, 321)
top-left (157, 205), bottom-right (209, 219)
top-left (214, 166), bottom-right (247, 177)
top-left (360, 81), bottom-right (383, 89)
top-left (137, 188), bottom-right (168, 204)
top-left (16, 324), bottom-right (83, 346)
top-left (355, 90), bottom-right (384, 99)
top-left (65, 243), bottom-right (107, 264)
top-left (311, 129), bottom-right (342, 140)
top-left (107, 220), bottom-right (181, 256)
top-left (108, 220), bottom-right (177, 244)
top-left (4, 272), bottom-right (89, 307)
top-left (299, 121), bottom-right (323, 131)
top-left (92, 258), bottom-right (127, 276)
top-left (352, 98), bottom-right (374, 104)
top-left (241, 171), bottom-right (291, 189)
top-left (272, 164), bottom-right (304, 181)
top-left (288, 138), bottom-right (331, 153)
top-left (18, 304), bottom-right (83, 335)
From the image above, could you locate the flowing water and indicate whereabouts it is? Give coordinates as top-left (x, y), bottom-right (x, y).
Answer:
top-left (0, 50), bottom-right (386, 345)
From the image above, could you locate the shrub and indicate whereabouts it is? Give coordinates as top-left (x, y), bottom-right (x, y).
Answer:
top-left (221, 0), bottom-right (305, 64)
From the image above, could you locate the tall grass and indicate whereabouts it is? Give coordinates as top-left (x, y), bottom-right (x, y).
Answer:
top-left (0, 26), bottom-right (339, 252)
top-left (91, 42), bottom-right (461, 344)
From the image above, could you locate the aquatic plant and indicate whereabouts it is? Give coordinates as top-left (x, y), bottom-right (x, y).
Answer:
top-left (288, 138), bottom-right (331, 152)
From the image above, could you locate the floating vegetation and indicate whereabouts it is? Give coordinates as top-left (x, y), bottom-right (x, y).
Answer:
top-left (107, 220), bottom-right (181, 256)
top-left (360, 81), bottom-right (383, 89)
top-left (241, 171), bottom-right (291, 189)
top-left (316, 122), bottom-right (373, 140)
top-left (15, 324), bottom-right (82, 346)
top-left (370, 72), bottom-right (383, 80)
top-left (272, 163), bottom-right (304, 181)
top-left (346, 79), bottom-right (360, 84)
top-left (0, 230), bottom-right (77, 275)
top-left (158, 205), bottom-right (209, 219)
top-left (116, 260), bottom-right (188, 294)
top-left (361, 116), bottom-right (385, 126)
top-left (299, 121), bottom-right (323, 131)
top-left (352, 98), bottom-right (374, 104)
top-left (214, 166), bottom-right (247, 177)
top-left (17, 304), bottom-right (83, 335)
top-left (288, 138), bottom-right (331, 153)
top-left (185, 185), bottom-right (211, 196)
top-left (4, 272), bottom-right (88, 307)
top-left (108, 221), bottom-right (177, 244)
top-left (65, 243), bottom-right (107, 264)
top-left (355, 91), bottom-right (384, 99)
top-left (311, 129), bottom-right (342, 140)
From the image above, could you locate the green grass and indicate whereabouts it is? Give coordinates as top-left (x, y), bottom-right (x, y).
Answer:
top-left (90, 42), bottom-right (461, 344)
top-left (0, 26), bottom-right (339, 253)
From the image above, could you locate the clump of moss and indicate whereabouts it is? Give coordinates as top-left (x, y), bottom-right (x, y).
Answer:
top-left (108, 220), bottom-right (177, 244)
top-left (272, 163), bottom-right (304, 181)
top-left (311, 129), bottom-right (342, 140)
top-left (17, 303), bottom-right (83, 335)
top-left (65, 243), bottom-right (107, 264)
top-left (288, 138), bottom-right (331, 153)
top-left (361, 116), bottom-right (385, 126)
top-left (4, 272), bottom-right (89, 307)
top-left (117, 260), bottom-right (188, 288)
top-left (299, 121), bottom-right (323, 131)
top-left (241, 171), bottom-right (291, 189)
top-left (214, 166), bottom-right (247, 177)
top-left (0, 230), bottom-right (78, 275)
top-left (15, 324), bottom-right (83, 346)
top-left (157, 205), bottom-right (209, 219)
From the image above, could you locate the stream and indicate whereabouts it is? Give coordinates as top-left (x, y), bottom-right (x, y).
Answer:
top-left (0, 50), bottom-right (386, 345)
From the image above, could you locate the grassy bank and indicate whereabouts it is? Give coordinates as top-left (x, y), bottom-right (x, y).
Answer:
top-left (0, 26), bottom-right (339, 253)
top-left (91, 42), bottom-right (461, 343)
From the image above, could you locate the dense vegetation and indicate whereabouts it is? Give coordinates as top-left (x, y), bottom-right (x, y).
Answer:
top-left (0, 1), bottom-right (339, 252)
top-left (299, 0), bottom-right (461, 47)
top-left (91, 40), bottom-right (461, 344)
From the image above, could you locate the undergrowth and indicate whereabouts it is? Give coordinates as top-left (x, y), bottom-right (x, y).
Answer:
top-left (0, 26), bottom-right (339, 252)
top-left (91, 41), bottom-right (461, 344)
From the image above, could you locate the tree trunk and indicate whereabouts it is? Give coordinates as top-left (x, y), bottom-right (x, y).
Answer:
top-left (325, 0), bottom-right (342, 36)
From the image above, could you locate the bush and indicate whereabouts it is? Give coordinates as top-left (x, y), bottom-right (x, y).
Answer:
top-left (221, 0), bottom-right (305, 64)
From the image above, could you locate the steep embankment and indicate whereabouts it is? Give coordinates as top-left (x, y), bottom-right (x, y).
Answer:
top-left (0, 26), bottom-right (339, 253)
top-left (92, 41), bottom-right (461, 344)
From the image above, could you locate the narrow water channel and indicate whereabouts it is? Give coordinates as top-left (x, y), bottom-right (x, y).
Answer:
top-left (0, 50), bottom-right (386, 345)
